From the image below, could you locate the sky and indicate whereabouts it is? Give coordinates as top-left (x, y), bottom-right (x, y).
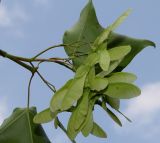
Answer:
top-left (0, 0), bottom-right (160, 143)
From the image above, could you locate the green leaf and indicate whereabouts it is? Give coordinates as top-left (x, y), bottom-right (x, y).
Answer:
top-left (90, 77), bottom-right (108, 91)
top-left (67, 113), bottom-right (78, 140)
top-left (98, 45), bottom-right (110, 71)
top-left (108, 32), bottom-right (156, 71)
top-left (81, 104), bottom-right (93, 137)
top-left (108, 72), bottom-right (137, 83)
top-left (33, 108), bottom-right (53, 124)
top-left (75, 65), bottom-right (90, 78)
top-left (102, 103), bottom-right (122, 127)
top-left (63, 0), bottom-right (155, 71)
top-left (63, 0), bottom-right (103, 69)
top-left (104, 96), bottom-right (120, 110)
top-left (91, 122), bottom-right (107, 138)
top-left (87, 66), bottom-right (108, 91)
top-left (108, 46), bottom-right (131, 61)
top-left (116, 110), bottom-right (132, 122)
top-left (97, 60), bottom-right (122, 77)
top-left (54, 117), bottom-right (59, 129)
top-left (50, 79), bottom-right (73, 113)
top-left (63, 1), bottom-right (155, 71)
top-left (0, 107), bottom-right (51, 143)
top-left (72, 89), bottom-right (89, 131)
top-left (95, 9), bottom-right (132, 45)
top-left (85, 52), bottom-right (99, 67)
top-left (81, 96), bottom-right (99, 137)
top-left (106, 108), bottom-right (122, 127)
top-left (67, 89), bottom-right (90, 142)
top-left (110, 9), bottom-right (132, 33)
top-left (104, 82), bottom-right (141, 99)
top-left (85, 66), bottom-right (95, 88)
top-left (61, 73), bottom-right (87, 110)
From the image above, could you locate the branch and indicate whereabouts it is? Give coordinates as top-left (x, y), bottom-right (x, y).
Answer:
top-left (0, 49), bottom-right (36, 73)
top-left (0, 49), bottom-right (74, 72)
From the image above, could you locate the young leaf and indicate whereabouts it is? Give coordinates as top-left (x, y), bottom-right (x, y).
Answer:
top-left (102, 103), bottom-right (122, 127)
top-left (98, 45), bottom-right (110, 71)
top-left (54, 117), bottom-right (59, 129)
top-left (89, 77), bottom-right (108, 91)
top-left (81, 105), bottom-right (93, 137)
top-left (50, 79), bottom-right (73, 113)
top-left (0, 107), bottom-right (51, 143)
top-left (97, 60), bottom-right (122, 77)
top-left (104, 96), bottom-right (120, 110)
top-left (81, 96), bottom-right (98, 137)
top-left (108, 46), bottom-right (131, 61)
top-left (67, 95), bottom-right (91, 142)
top-left (63, 0), bottom-right (103, 69)
top-left (116, 110), bottom-right (132, 122)
top-left (95, 9), bottom-right (132, 45)
top-left (33, 108), bottom-right (53, 124)
top-left (75, 65), bottom-right (90, 78)
top-left (91, 122), bottom-right (107, 138)
top-left (104, 82), bottom-right (141, 99)
top-left (108, 72), bottom-right (137, 83)
top-left (61, 73), bottom-right (87, 110)
top-left (73, 89), bottom-right (89, 130)
top-left (85, 52), bottom-right (99, 67)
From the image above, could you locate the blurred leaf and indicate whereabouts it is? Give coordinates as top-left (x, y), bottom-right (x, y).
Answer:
top-left (0, 107), bottom-right (51, 143)
top-left (33, 108), bottom-right (53, 124)
top-left (108, 72), bottom-right (137, 83)
top-left (108, 46), bottom-right (131, 61)
top-left (104, 83), bottom-right (141, 99)
top-left (91, 122), bottom-right (107, 138)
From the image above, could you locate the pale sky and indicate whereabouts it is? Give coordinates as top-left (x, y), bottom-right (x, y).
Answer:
top-left (0, 0), bottom-right (160, 143)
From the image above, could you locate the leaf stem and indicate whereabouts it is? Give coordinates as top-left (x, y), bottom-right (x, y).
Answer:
top-left (30, 63), bottom-right (56, 93)
top-left (36, 70), bottom-right (56, 92)
top-left (32, 44), bottom-right (65, 59)
top-left (27, 73), bottom-right (34, 109)
top-left (56, 117), bottom-right (76, 143)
